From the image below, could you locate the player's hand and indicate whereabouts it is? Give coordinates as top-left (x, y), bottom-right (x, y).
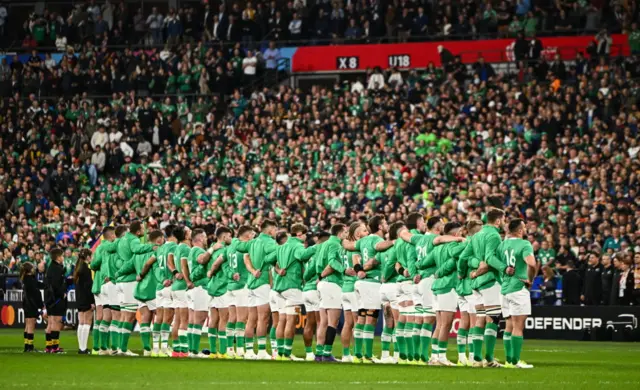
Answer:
top-left (506, 266), bottom-right (515, 276)
top-left (470, 271), bottom-right (477, 279)
top-left (345, 268), bottom-right (356, 277)
top-left (233, 273), bottom-right (240, 281)
top-left (176, 273), bottom-right (184, 280)
top-left (212, 242), bottom-right (223, 251)
top-left (163, 280), bottom-right (172, 287)
top-left (152, 245), bottom-right (159, 251)
top-left (403, 269), bottom-right (410, 278)
top-left (279, 269), bottom-right (287, 276)
top-left (252, 270), bottom-right (262, 278)
top-left (478, 261), bottom-right (489, 272)
top-left (521, 279), bottom-right (532, 288)
top-left (187, 281), bottom-right (194, 289)
top-left (42, 311), bottom-right (48, 321)
top-left (136, 275), bottom-right (142, 281)
top-left (207, 271), bottom-right (213, 278)
top-left (458, 275), bottom-right (462, 280)
top-left (357, 270), bottom-right (366, 279)
top-left (103, 276), bottom-right (110, 283)
top-left (455, 236), bottom-right (465, 242)
top-left (413, 275), bottom-right (421, 284)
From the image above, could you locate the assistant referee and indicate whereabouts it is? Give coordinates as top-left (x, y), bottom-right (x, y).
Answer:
top-left (45, 248), bottom-right (67, 353)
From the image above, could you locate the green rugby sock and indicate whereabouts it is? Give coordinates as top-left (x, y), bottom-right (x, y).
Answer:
top-left (305, 346), bottom-right (313, 354)
top-left (226, 322), bottom-right (235, 348)
top-left (438, 340), bottom-right (448, 360)
top-left (187, 324), bottom-right (194, 353)
top-left (100, 320), bottom-right (109, 350)
top-left (152, 323), bottom-right (161, 351)
top-left (354, 323), bottom-right (364, 358)
top-left (92, 323), bottom-right (100, 351)
top-left (236, 322), bottom-right (246, 349)
top-left (218, 330), bottom-right (227, 353)
top-left (503, 332), bottom-right (512, 364)
top-left (396, 322), bottom-right (407, 359)
top-left (405, 322), bottom-right (414, 360)
top-left (473, 326), bottom-right (484, 362)
top-left (277, 338), bottom-right (285, 356)
top-left (315, 344), bottom-right (324, 356)
top-left (140, 322), bottom-right (151, 351)
top-left (284, 338), bottom-right (293, 357)
top-left (179, 329), bottom-right (188, 353)
top-left (208, 328), bottom-right (218, 354)
top-left (484, 322), bottom-right (498, 362)
top-left (323, 342), bottom-right (333, 357)
top-left (430, 333), bottom-right (437, 360)
top-left (457, 328), bottom-right (468, 354)
top-left (421, 323), bottom-right (433, 361)
top-left (342, 346), bottom-right (351, 357)
top-left (160, 323), bottom-right (171, 350)
top-left (511, 335), bottom-right (524, 363)
top-left (110, 320), bottom-right (119, 350)
top-left (381, 326), bottom-right (393, 353)
top-left (258, 336), bottom-right (267, 350)
top-left (269, 326), bottom-right (277, 351)
top-left (412, 324), bottom-right (421, 361)
top-left (120, 322), bottom-right (133, 352)
top-left (192, 325), bottom-right (203, 353)
top-left (363, 324), bottom-right (375, 359)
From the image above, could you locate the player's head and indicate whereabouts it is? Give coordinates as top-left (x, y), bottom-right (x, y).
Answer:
top-left (406, 212), bottom-right (425, 232)
top-left (165, 224), bottom-right (178, 240)
top-left (103, 226), bottom-right (115, 240)
top-left (173, 225), bottom-right (187, 242)
top-left (237, 225), bottom-right (255, 241)
top-left (192, 228), bottom-right (207, 247)
top-left (130, 221), bottom-right (144, 236)
top-left (465, 219), bottom-right (483, 236)
top-left (487, 208), bottom-right (506, 227)
top-left (316, 231), bottom-right (331, 244)
top-left (389, 221), bottom-right (405, 240)
top-left (368, 215), bottom-right (387, 234)
top-left (426, 216), bottom-right (443, 234)
top-left (291, 224), bottom-right (308, 240)
top-left (50, 247), bottom-right (64, 264)
top-left (216, 226), bottom-right (233, 244)
top-left (261, 219), bottom-right (278, 237)
top-left (348, 221), bottom-right (366, 241)
top-left (508, 218), bottom-right (525, 238)
top-left (115, 224), bottom-right (129, 238)
top-left (148, 230), bottom-right (165, 245)
top-left (330, 223), bottom-right (347, 239)
top-left (275, 230), bottom-right (288, 244)
top-left (443, 222), bottom-right (462, 236)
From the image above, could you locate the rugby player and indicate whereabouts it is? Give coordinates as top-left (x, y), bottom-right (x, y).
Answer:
top-left (340, 223), bottom-right (366, 363)
top-left (379, 222), bottom-right (404, 364)
top-left (205, 226), bottom-right (233, 359)
top-left (152, 224), bottom-right (179, 357)
top-left (90, 227), bottom-right (117, 355)
top-left (302, 232), bottom-right (329, 361)
top-left (270, 231), bottom-right (289, 359)
top-left (238, 220), bottom-right (279, 360)
top-left (170, 226), bottom-right (192, 357)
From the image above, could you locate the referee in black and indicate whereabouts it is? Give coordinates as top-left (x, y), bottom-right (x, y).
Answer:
top-left (45, 248), bottom-right (67, 353)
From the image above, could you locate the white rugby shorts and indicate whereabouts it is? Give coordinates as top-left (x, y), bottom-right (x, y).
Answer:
top-left (303, 290), bottom-right (320, 312)
top-left (380, 283), bottom-right (400, 310)
top-left (503, 288), bottom-right (531, 316)
top-left (318, 281), bottom-right (342, 309)
top-left (472, 282), bottom-right (501, 307)
top-left (248, 284), bottom-right (270, 307)
top-left (355, 280), bottom-right (381, 310)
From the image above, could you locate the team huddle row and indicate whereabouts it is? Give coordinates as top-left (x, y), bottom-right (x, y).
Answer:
top-left (89, 208), bottom-right (537, 368)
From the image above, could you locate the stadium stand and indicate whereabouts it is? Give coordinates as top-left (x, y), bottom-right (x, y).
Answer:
top-left (0, 0), bottom-right (638, 306)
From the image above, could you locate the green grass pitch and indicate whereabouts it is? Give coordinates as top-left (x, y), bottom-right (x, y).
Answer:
top-left (1, 329), bottom-right (639, 389)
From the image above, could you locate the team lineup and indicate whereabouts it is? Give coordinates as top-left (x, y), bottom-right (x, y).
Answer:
top-left (83, 208), bottom-right (536, 368)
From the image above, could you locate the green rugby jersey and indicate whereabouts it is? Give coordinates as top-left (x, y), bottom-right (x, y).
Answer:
top-left (340, 248), bottom-right (358, 293)
top-left (133, 251), bottom-right (158, 301)
top-left (90, 240), bottom-right (116, 294)
top-left (456, 241), bottom-right (473, 297)
top-left (154, 241), bottom-right (177, 291)
top-left (188, 246), bottom-right (208, 288)
top-left (496, 237), bottom-right (534, 295)
top-left (206, 245), bottom-right (230, 297)
top-left (354, 234), bottom-right (384, 282)
top-left (314, 236), bottom-right (344, 286)
top-left (237, 233), bottom-right (279, 290)
top-left (303, 255), bottom-right (319, 292)
top-left (393, 236), bottom-right (418, 282)
top-left (381, 246), bottom-right (399, 283)
top-left (271, 237), bottom-right (316, 292)
top-left (411, 232), bottom-right (438, 278)
top-left (226, 238), bottom-right (249, 291)
top-left (459, 225), bottom-right (506, 291)
top-left (116, 257), bottom-right (136, 283)
top-left (171, 243), bottom-right (192, 291)
top-left (424, 241), bottom-right (465, 295)
top-left (102, 237), bottom-right (121, 283)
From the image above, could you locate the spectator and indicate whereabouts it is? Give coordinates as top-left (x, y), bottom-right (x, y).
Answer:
top-left (91, 145), bottom-right (105, 173)
top-left (616, 257), bottom-right (635, 306)
top-left (288, 12), bottom-right (303, 40)
top-left (601, 255), bottom-right (614, 305)
top-left (595, 29), bottom-right (612, 56)
top-left (90, 127), bottom-right (108, 150)
top-left (242, 50), bottom-right (258, 87)
top-left (581, 253), bottom-right (603, 305)
top-left (539, 266), bottom-right (557, 305)
top-left (630, 23), bottom-right (640, 55)
top-left (146, 7), bottom-right (164, 45)
top-left (55, 224), bottom-right (74, 246)
top-left (165, 8), bottom-right (182, 45)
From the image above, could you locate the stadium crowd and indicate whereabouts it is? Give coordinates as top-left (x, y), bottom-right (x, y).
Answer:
top-left (0, 0), bottom-right (639, 307)
top-left (2, 0), bottom-right (639, 49)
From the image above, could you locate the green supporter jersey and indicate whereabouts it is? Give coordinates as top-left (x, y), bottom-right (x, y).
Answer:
top-left (411, 232), bottom-right (438, 278)
top-left (314, 236), bottom-right (344, 286)
top-left (354, 234), bottom-right (384, 282)
top-left (237, 233), bottom-right (279, 290)
top-left (393, 236), bottom-right (418, 282)
top-left (537, 248), bottom-right (556, 267)
top-left (496, 238), bottom-right (534, 295)
top-left (271, 237), bottom-right (316, 292)
top-left (90, 240), bottom-right (116, 294)
top-left (303, 255), bottom-right (319, 292)
top-left (226, 238), bottom-right (249, 291)
top-left (455, 241), bottom-right (473, 296)
top-left (154, 241), bottom-right (177, 291)
top-left (133, 251), bottom-right (158, 302)
top-left (340, 248), bottom-right (358, 292)
top-left (424, 241), bottom-right (465, 295)
top-left (188, 246), bottom-right (209, 288)
top-left (381, 246), bottom-right (400, 283)
top-left (459, 225), bottom-right (507, 291)
top-left (171, 243), bottom-right (192, 291)
top-left (206, 245), bottom-right (230, 297)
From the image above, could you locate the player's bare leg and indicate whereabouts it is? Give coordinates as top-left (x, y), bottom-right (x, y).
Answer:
top-left (340, 310), bottom-right (355, 362)
top-left (457, 310), bottom-right (470, 366)
top-left (380, 304), bottom-right (395, 363)
top-left (472, 303), bottom-right (486, 367)
top-left (434, 310), bottom-right (455, 366)
top-left (322, 308), bottom-right (341, 362)
top-left (99, 307), bottom-right (111, 354)
top-left (303, 310), bottom-right (317, 360)
top-left (160, 307), bottom-right (173, 356)
top-left (483, 304), bottom-right (502, 366)
top-left (272, 311), bottom-right (281, 359)
top-left (255, 304), bottom-right (271, 359)
top-left (139, 305), bottom-right (154, 356)
top-left (92, 305), bottom-right (103, 354)
top-left (510, 315), bottom-right (532, 368)
top-left (428, 312), bottom-right (440, 364)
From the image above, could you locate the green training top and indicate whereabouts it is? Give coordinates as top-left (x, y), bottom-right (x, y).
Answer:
top-left (314, 236), bottom-right (344, 286)
top-left (154, 241), bottom-right (177, 291)
top-left (424, 241), bottom-right (465, 295)
top-left (188, 246), bottom-right (209, 288)
top-left (495, 237), bottom-right (534, 295)
top-left (226, 238), bottom-right (249, 291)
top-left (303, 255), bottom-right (319, 292)
top-left (459, 225), bottom-right (506, 291)
top-left (237, 233), bottom-right (279, 290)
top-left (133, 251), bottom-right (158, 301)
top-left (381, 246), bottom-right (399, 283)
top-left (206, 244), bottom-right (231, 297)
top-left (411, 232), bottom-right (437, 278)
top-left (340, 248), bottom-right (358, 293)
top-left (270, 237), bottom-right (316, 292)
top-left (171, 243), bottom-right (192, 291)
top-left (355, 234), bottom-right (384, 283)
